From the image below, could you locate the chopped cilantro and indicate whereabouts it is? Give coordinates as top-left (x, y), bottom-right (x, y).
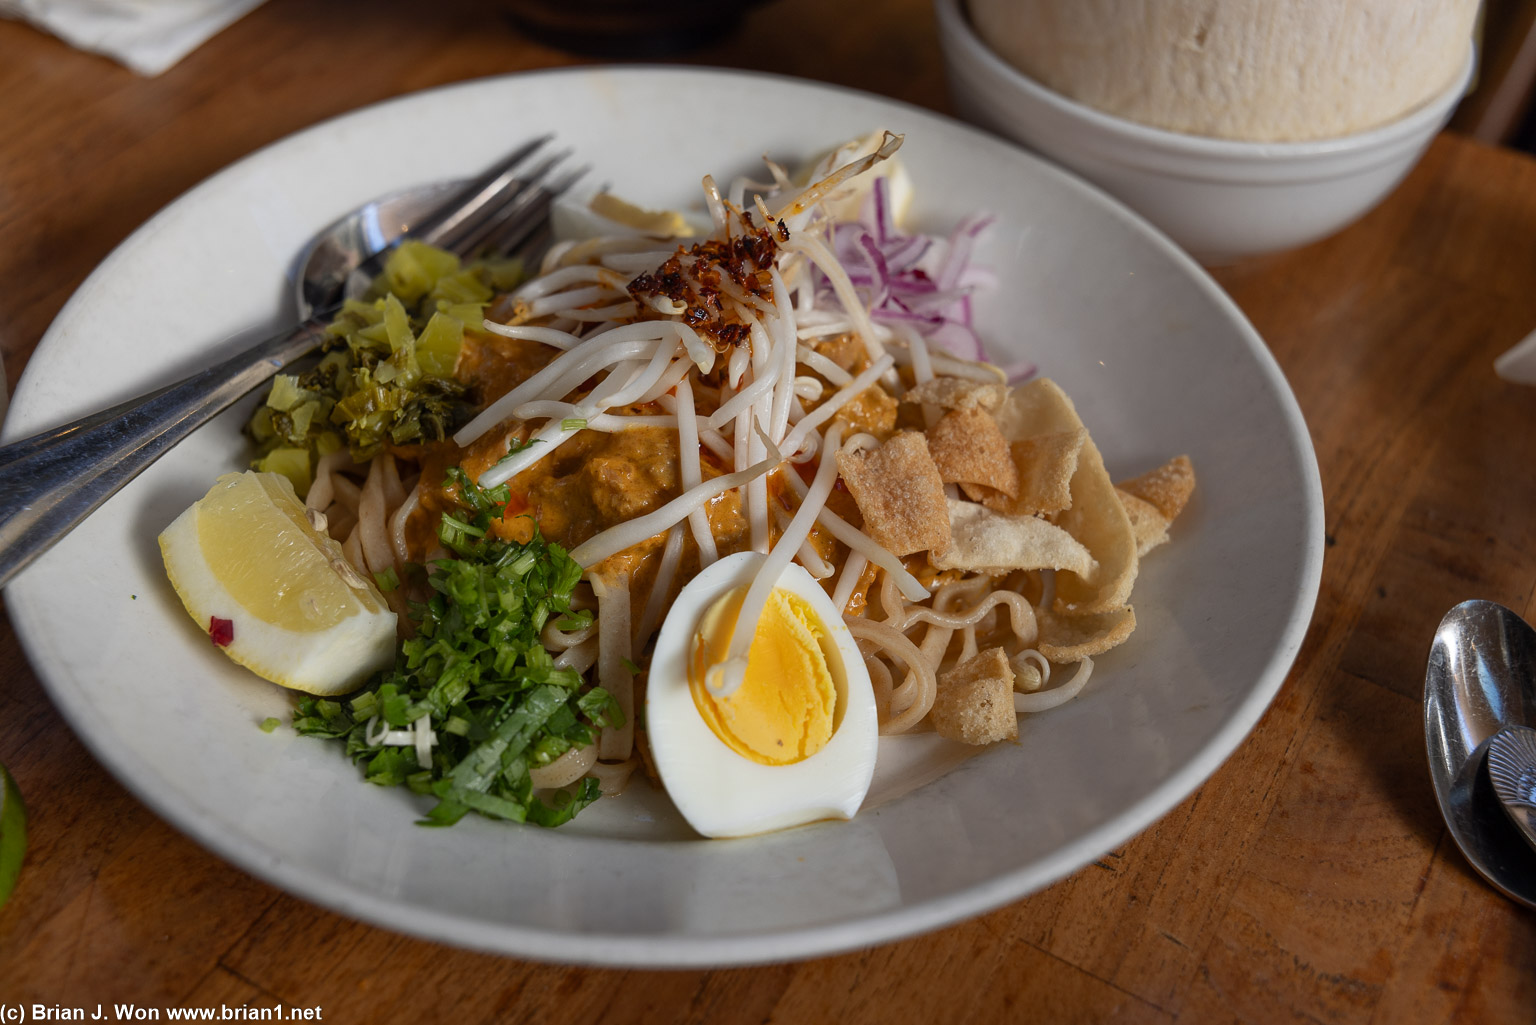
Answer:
top-left (293, 468), bottom-right (614, 828)
top-left (494, 436), bottom-right (542, 468)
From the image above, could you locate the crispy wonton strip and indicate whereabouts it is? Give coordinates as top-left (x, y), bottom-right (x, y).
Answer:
top-left (926, 408), bottom-right (1019, 496)
top-left (1036, 606), bottom-right (1137, 663)
top-left (1118, 455), bottom-right (1196, 523)
top-left (995, 378), bottom-right (1138, 614)
top-left (934, 498), bottom-right (1096, 577)
top-left (835, 431), bottom-right (952, 557)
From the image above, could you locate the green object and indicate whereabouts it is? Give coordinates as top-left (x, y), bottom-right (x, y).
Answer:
top-left (254, 446), bottom-right (313, 497)
top-left (382, 240), bottom-right (462, 305)
top-left (416, 312), bottom-right (465, 379)
top-left (244, 240), bottom-right (528, 467)
top-left (259, 717), bottom-right (282, 734)
top-left (0, 763), bottom-right (27, 908)
top-left (293, 469), bottom-right (618, 828)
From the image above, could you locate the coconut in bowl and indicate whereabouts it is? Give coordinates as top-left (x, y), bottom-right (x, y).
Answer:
top-left (935, 0), bottom-right (1478, 263)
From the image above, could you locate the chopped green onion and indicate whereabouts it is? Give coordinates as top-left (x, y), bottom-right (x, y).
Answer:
top-left (259, 717), bottom-right (281, 734)
top-left (293, 467), bottom-right (606, 829)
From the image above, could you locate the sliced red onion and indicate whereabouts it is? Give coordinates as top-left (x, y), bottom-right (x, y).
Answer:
top-left (814, 190), bottom-right (1005, 366)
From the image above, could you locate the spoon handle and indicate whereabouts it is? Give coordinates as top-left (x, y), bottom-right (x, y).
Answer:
top-left (0, 315), bottom-right (330, 588)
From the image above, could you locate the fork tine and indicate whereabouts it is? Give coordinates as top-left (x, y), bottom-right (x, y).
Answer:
top-left (436, 148), bottom-right (573, 256)
top-left (409, 133), bottom-right (554, 248)
top-left (474, 163), bottom-right (590, 261)
top-left (343, 135), bottom-right (566, 300)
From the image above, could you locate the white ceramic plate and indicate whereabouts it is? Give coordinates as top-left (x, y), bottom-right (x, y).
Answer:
top-left (3, 67), bottom-right (1323, 966)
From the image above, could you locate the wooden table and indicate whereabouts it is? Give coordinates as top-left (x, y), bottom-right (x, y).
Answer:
top-left (3, 1), bottom-right (1534, 1020)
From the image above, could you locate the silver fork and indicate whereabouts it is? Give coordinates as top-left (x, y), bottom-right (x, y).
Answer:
top-left (0, 137), bottom-right (585, 588)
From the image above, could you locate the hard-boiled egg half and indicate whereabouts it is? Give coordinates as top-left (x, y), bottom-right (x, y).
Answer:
top-left (646, 551), bottom-right (879, 838)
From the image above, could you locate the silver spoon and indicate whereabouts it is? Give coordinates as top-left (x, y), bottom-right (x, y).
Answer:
top-left (1424, 599), bottom-right (1536, 908)
top-left (0, 139), bottom-right (580, 588)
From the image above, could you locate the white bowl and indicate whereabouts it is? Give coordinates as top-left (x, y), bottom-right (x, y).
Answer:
top-left (935, 0), bottom-right (1475, 263)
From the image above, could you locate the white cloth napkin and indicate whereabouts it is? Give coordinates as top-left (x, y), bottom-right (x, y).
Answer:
top-left (0, 0), bottom-right (268, 76)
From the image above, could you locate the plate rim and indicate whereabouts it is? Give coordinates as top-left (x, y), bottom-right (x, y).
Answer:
top-left (4, 63), bottom-right (1325, 967)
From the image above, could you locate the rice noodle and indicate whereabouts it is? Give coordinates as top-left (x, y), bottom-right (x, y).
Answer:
top-left (528, 743), bottom-right (597, 789)
top-left (863, 652), bottom-right (894, 720)
top-left (902, 589), bottom-right (1037, 643)
top-left (959, 626), bottom-right (978, 664)
top-left (845, 615), bottom-right (935, 734)
top-left (588, 757), bottom-right (638, 797)
top-left (554, 638), bottom-right (599, 675)
top-left (591, 574), bottom-right (634, 760)
top-left (389, 483), bottom-right (421, 569)
top-left (356, 457), bottom-right (392, 578)
top-left (541, 618), bottom-right (597, 651)
top-left (307, 450), bottom-right (353, 511)
top-left (330, 473), bottom-right (362, 512)
top-left (635, 524), bottom-right (685, 645)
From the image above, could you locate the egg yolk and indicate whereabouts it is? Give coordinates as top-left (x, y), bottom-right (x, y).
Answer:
top-left (689, 587), bottom-right (839, 766)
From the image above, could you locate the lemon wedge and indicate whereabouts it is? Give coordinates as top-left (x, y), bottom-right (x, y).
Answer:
top-left (159, 470), bottom-right (397, 695)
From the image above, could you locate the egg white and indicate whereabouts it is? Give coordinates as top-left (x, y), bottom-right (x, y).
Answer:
top-left (645, 551), bottom-right (879, 839)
